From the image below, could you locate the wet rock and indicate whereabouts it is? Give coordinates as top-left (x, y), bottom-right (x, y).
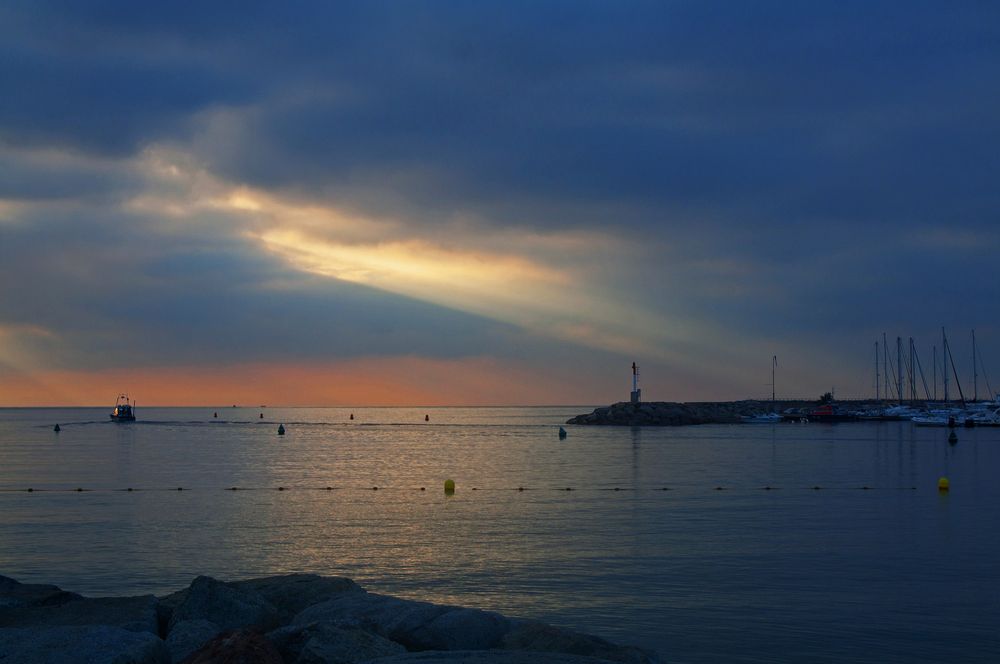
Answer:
top-left (230, 574), bottom-right (363, 621)
top-left (168, 576), bottom-right (280, 634)
top-left (0, 625), bottom-right (169, 663)
top-left (501, 621), bottom-right (659, 664)
top-left (180, 629), bottom-right (282, 664)
top-left (292, 593), bottom-right (511, 651)
top-left (0, 595), bottom-right (159, 634)
top-left (268, 621), bottom-right (405, 663)
top-left (165, 619), bottom-right (220, 663)
top-left (0, 575), bottom-right (82, 609)
top-left (364, 651), bottom-right (627, 664)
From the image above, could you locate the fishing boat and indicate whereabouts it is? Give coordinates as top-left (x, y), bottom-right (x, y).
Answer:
top-left (110, 394), bottom-right (136, 422)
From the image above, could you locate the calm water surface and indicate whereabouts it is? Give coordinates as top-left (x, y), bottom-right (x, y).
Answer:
top-left (1, 406), bottom-right (998, 662)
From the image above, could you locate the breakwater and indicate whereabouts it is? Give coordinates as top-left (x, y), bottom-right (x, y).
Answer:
top-left (0, 574), bottom-right (660, 663)
top-left (566, 400), bottom-right (817, 426)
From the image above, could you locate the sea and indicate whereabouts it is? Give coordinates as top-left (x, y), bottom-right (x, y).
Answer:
top-left (1, 406), bottom-right (998, 663)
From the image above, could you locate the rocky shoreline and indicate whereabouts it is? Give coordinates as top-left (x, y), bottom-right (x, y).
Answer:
top-left (566, 400), bottom-right (817, 426)
top-left (0, 574), bottom-right (659, 663)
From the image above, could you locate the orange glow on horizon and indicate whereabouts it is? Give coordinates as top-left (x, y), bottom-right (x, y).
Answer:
top-left (0, 357), bottom-right (606, 407)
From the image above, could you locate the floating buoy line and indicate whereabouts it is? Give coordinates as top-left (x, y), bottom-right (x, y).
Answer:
top-left (0, 484), bottom-right (925, 493)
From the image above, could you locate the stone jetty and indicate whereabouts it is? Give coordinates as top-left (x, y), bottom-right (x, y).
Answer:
top-left (567, 400), bottom-right (817, 426)
top-left (0, 574), bottom-right (660, 663)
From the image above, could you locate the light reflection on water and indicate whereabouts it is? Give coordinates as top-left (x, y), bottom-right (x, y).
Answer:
top-left (1, 407), bottom-right (999, 663)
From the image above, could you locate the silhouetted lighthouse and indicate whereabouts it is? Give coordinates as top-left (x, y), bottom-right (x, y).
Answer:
top-left (630, 362), bottom-right (641, 403)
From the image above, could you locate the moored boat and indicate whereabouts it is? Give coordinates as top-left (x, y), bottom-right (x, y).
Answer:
top-left (741, 413), bottom-right (783, 423)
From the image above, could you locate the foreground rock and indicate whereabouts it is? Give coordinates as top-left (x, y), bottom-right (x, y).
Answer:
top-left (0, 595), bottom-right (159, 634)
top-left (0, 625), bottom-right (169, 663)
top-left (368, 652), bottom-right (635, 664)
top-left (0, 574), bottom-right (661, 663)
top-left (0, 575), bottom-right (82, 609)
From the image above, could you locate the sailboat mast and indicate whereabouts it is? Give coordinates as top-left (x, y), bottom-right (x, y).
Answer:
top-left (933, 346), bottom-right (937, 401)
top-left (896, 337), bottom-right (903, 406)
top-left (943, 328), bottom-right (949, 403)
top-left (909, 337), bottom-right (915, 403)
top-left (973, 329), bottom-right (978, 402)
top-left (875, 341), bottom-right (880, 401)
top-left (771, 355), bottom-right (777, 403)
top-left (883, 332), bottom-right (889, 399)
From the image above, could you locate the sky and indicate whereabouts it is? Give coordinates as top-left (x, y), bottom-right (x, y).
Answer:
top-left (1, 1), bottom-right (998, 406)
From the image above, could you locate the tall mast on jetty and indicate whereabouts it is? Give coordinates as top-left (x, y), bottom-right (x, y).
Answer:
top-left (772, 355), bottom-right (778, 402)
top-left (630, 362), bottom-right (641, 404)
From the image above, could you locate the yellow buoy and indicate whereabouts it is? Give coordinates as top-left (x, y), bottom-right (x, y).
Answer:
top-left (444, 479), bottom-right (455, 494)
top-left (938, 477), bottom-right (949, 492)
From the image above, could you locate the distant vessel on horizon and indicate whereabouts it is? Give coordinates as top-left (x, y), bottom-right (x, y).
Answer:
top-left (110, 394), bottom-right (136, 422)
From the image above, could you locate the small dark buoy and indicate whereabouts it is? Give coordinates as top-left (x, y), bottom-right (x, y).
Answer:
top-left (813, 486), bottom-right (821, 490)
top-left (260, 413), bottom-right (264, 419)
top-left (76, 487), bottom-right (82, 492)
top-left (565, 487), bottom-right (572, 491)
top-left (425, 414), bottom-right (429, 422)
top-left (614, 487), bottom-right (620, 491)
top-left (326, 486), bottom-right (333, 491)
top-left (372, 486), bottom-right (379, 491)
top-left (277, 424), bottom-right (285, 435)
top-left (420, 487), bottom-right (425, 491)
top-left (230, 487), bottom-right (238, 491)
top-left (518, 487), bottom-right (524, 491)
top-left (53, 424), bottom-right (61, 432)
top-left (278, 486), bottom-right (285, 491)
top-left (127, 487), bottom-right (133, 492)
top-left (26, 488), bottom-right (33, 493)
top-left (444, 479), bottom-right (455, 494)
top-left (558, 426), bottom-right (567, 439)
top-left (948, 430), bottom-right (958, 445)
top-left (177, 487), bottom-right (183, 491)
top-left (213, 412), bottom-right (218, 418)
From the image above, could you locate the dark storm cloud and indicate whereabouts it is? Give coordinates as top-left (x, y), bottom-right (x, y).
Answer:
top-left (2, 1), bottom-right (999, 394)
top-left (4, 1), bottom-right (997, 229)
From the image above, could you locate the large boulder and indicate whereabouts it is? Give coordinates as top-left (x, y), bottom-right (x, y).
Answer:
top-left (500, 621), bottom-right (659, 664)
top-left (268, 621), bottom-right (405, 663)
top-left (180, 629), bottom-right (282, 664)
top-left (230, 574), bottom-right (363, 621)
top-left (165, 619), bottom-right (221, 663)
top-left (0, 595), bottom-right (159, 634)
top-left (168, 576), bottom-right (280, 634)
top-left (0, 576), bottom-right (82, 609)
top-left (292, 593), bottom-right (510, 651)
top-left (0, 625), bottom-right (169, 663)
top-left (364, 651), bottom-right (632, 664)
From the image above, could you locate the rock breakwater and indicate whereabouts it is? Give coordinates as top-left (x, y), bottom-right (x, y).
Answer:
top-left (567, 400), bottom-right (814, 426)
top-left (0, 574), bottom-right (660, 663)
